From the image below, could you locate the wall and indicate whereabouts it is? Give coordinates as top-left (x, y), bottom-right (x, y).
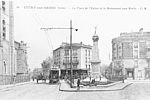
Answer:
top-left (2, 40), bottom-right (10, 75)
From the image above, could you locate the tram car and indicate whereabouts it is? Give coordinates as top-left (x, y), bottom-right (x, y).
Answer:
top-left (49, 68), bottom-right (60, 84)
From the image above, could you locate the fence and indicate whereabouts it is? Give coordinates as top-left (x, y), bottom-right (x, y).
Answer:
top-left (0, 74), bottom-right (30, 85)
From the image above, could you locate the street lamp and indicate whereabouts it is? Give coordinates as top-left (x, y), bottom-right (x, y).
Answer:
top-left (41, 20), bottom-right (78, 88)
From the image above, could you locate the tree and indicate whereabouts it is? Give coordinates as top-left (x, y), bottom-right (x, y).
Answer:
top-left (41, 57), bottom-right (53, 76)
top-left (100, 64), bottom-right (109, 77)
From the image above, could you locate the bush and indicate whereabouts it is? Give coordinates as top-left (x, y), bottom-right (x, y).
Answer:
top-left (106, 74), bottom-right (126, 81)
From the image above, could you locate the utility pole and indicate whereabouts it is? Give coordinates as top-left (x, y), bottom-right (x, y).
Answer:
top-left (41, 20), bottom-right (78, 88)
top-left (70, 20), bottom-right (73, 88)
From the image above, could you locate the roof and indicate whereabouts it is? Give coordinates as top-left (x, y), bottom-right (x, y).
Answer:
top-left (112, 31), bottom-right (150, 43)
top-left (53, 42), bottom-right (92, 52)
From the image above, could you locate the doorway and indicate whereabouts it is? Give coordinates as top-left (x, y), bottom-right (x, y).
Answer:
top-left (126, 68), bottom-right (134, 80)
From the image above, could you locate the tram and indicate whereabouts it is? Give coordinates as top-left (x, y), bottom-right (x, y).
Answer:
top-left (49, 68), bottom-right (60, 84)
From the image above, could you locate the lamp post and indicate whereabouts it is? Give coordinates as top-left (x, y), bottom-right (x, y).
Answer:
top-left (41, 20), bottom-right (78, 88)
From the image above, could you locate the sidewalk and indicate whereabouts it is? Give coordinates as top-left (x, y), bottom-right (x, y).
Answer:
top-left (126, 79), bottom-right (150, 83)
top-left (59, 80), bottom-right (132, 92)
top-left (0, 81), bottom-right (32, 91)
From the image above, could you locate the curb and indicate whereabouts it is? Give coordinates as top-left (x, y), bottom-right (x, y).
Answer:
top-left (0, 81), bottom-right (31, 91)
top-left (93, 81), bottom-right (122, 88)
top-left (59, 83), bottom-right (133, 92)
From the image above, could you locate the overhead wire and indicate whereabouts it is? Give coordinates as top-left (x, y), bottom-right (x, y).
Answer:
top-left (23, 0), bottom-right (54, 57)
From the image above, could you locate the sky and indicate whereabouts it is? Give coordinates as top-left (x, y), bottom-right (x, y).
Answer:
top-left (13, 0), bottom-right (150, 70)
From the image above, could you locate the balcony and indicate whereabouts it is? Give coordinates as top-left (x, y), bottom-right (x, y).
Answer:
top-left (63, 59), bottom-right (79, 65)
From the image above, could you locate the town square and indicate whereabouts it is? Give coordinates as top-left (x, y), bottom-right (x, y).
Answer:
top-left (0, 0), bottom-right (150, 100)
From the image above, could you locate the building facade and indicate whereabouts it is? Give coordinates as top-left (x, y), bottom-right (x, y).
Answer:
top-left (53, 42), bottom-right (92, 77)
top-left (15, 41), bottom-right (28, 75)
top-left (0, 1), bottom-right (29, 84)
top-left (0, 1), bottom-right (14, 84)
top-left (112, 28), bottom-right (150, 80)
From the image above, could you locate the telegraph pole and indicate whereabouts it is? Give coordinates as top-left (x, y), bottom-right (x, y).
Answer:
top-left (41, 20), bottom-right (78, 88)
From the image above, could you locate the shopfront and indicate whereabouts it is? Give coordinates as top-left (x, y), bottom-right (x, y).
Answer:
top-left (125, 68), bottom-right (134, 79)
top-left (145, 68), bottom-right (150, 79)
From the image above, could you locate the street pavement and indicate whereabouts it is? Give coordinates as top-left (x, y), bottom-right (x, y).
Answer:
top-left (0, 80), bottom-right (150, 100)
top-left (63, 81), bottom-right (150, 100)
top-left (0, 80), bottom-right (74, 100)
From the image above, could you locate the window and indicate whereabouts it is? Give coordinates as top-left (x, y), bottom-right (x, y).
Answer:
top-left (2, 1), bottom-right (5, 5)
top-left (85, 57), bottom-right (87, 63)
top-left (119, 56), bottom-right (122, 59)
top-left (85, 49), bottom-right (87, 56)
top-left (3, 27), bottom-right (6, 32)
top-left (2, 1), bottom-right (6, 12)
top-left (3, 60), bottom-right (6, 74)
top-left (139, 42), bottom-right (146, 58)
top-left (65, 49), bottom-right (69, 56)
top-left (134, 42), bottom-right (138, 48)
top-left (86, 64), bottom-right (87, 69)
top-left (66, 57), bottom-right (69, 63)
top-left (3, 32), bottom-right (6, 39)
top-left (2, 20), bottom-right (5, 25)
top-left (73, 57), bottom-right (77, 61)
top-left (88, 50), bottom-right (90, 56)
top-left (134, 50), bottom-right (138, 58)
top-left (3, 26), bottom-right (6, 39)
top-left (113, 44), bottom-right (116, 50)
top-left (58, 51), bottom-right (60, 56)
top-left (73, 49), bottom-right (77, 56)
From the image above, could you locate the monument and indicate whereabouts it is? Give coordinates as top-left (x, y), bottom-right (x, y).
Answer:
top-left (91, 27), bottom-right (101, 79)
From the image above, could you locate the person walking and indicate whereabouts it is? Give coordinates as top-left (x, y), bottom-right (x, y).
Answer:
top-left (77, 78), bottom-right (80, 91)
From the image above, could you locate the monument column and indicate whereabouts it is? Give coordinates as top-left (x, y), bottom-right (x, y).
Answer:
top-left (91, 27), bottom-right (101, 79)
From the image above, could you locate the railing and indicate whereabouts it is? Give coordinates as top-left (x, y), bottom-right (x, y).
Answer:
top-left (63, 59), bottom-right (79, 65)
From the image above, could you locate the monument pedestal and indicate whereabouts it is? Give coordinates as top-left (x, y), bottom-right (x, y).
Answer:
top-left (91, 61), bottom-right (101, 79)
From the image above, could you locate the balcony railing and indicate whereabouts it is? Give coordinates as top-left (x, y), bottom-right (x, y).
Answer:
top-left (63, 59), bottom-right (79, 65)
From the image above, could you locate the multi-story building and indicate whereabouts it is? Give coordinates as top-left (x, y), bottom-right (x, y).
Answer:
top-left (0, 1), bottom-right (14, 84)
top-left (53, 42), bottom-right (92, 77)
top-left (15, 41), bottom-right (28, 75)
top-left (112, 28), bottom-right (150, 80)
top-left (0, 1), bottom-right (29, 84)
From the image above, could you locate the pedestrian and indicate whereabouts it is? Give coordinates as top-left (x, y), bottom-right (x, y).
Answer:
top-left (77, 78), bottom-right (80, 91)
top-left (32, 76), bottom-right (34, 82)
top-left (122, 75), bottom-right (124, 83)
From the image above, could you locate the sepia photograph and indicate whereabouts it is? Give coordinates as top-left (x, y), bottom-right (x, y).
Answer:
top-left (0, 0), bottom-right (150, 100)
